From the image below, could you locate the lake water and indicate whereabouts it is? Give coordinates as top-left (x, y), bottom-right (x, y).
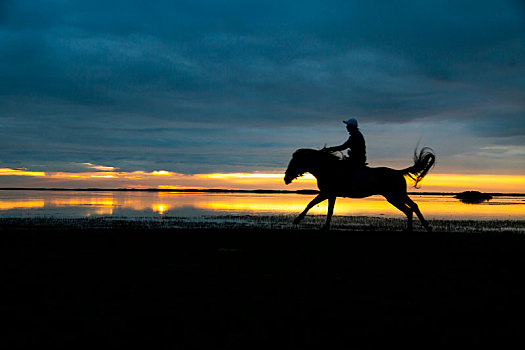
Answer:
top-left (1, 190), bottom-right (524, 220)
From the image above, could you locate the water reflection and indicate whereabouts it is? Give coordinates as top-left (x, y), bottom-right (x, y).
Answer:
top-left (0, 190), bottom-right (523, 220)
top-left (0, 199), bottom-right (45, 210)
top-left (152, 203), bottom-right (168, 215)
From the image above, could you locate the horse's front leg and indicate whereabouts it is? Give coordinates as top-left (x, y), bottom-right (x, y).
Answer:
top-left (293, 193), bottom-right (327, 225)
top-left (322, 196), bottom-right (336, 230)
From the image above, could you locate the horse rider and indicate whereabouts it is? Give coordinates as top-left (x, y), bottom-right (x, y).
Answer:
top-left (323, 118), bottom-right (367, 169)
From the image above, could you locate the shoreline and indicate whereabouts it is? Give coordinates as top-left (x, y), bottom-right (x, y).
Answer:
top-left (2, 215), bottom-right (525, 233)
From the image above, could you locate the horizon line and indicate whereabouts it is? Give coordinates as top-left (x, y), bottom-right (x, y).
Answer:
top-left (0, 187), bottom-right (524, 196)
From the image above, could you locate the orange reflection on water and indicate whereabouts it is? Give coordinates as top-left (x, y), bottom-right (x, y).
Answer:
top-left (413, 196), bottom-right (525, 219)
top-left (152, 203), bottom-right (169, 214)
top-left (193, 193), bottom-right (525, 219)
top-left (0, 191), bottom-right (523, 219)
top-left (49, 198), bottom-right (115, 207)
top-left (194, 194), bottom-right (400, 216)
top-left (0, 199), bottom-right (45, 210)
top-left (86, 207), bottom-right (114, 216)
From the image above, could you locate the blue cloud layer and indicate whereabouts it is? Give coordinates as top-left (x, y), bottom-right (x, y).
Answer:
top-left (1, 0), bottom-right (524, 174)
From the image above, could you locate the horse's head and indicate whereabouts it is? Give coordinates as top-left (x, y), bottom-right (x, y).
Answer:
top-left (284, 148), bottom-right (326, 184)
top-left (284, 150), bottom-right (303, 184)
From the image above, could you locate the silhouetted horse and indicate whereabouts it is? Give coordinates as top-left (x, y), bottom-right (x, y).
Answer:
top-left (284, 148), bottom-right (436, 231)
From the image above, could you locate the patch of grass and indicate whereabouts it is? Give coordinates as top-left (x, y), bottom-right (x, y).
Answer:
top-left (1, 215), bottom-right (524, 233)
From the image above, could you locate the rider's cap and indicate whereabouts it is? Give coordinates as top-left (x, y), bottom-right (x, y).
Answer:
top-left (343, 118), bottom-right (358, 127)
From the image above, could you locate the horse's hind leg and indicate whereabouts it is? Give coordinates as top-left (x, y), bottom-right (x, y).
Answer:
top-left (405, 196), bottom-right (432, 232)
top-left (386, 196), bottom-right (413, 231)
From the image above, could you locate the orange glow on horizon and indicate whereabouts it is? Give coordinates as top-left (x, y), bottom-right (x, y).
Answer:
top-left (194, 172), bottom-right (317, 186)
top-left (50, 174), bottom-right (84, 178)
top-left (90, 174), bottom-right (117, 178)
top-left (420, 174), bottom-right (525, 193)
top-left (0, 166), bottom-right (524, 193)
top-left (157, 185), bottom-right (206, 190)
top-left (0, 168), bottom-right (46, 177)
top-left (198, 173), bottom-right (286, 179)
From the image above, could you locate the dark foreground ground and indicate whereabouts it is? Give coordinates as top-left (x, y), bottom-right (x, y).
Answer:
top-left (2, 224), bottom-right (525, 348)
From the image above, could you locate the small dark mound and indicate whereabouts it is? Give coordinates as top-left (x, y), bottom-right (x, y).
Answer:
top-left (455, 191), bottom-right (493, 204)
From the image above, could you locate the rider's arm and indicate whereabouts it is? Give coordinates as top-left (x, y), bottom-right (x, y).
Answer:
top-left (324, 138), bottom-right (351, 152)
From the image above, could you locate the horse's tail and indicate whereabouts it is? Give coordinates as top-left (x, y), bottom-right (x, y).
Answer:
top-left (400, 147), bottom-right (436, 188)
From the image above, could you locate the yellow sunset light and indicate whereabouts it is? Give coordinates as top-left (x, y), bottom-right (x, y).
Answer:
top-left (157, 185), bottom-right (206, 190)
top-left (198, 173), bottom-right (284, 179)
top-left (152, 170), bottom-right (170, 175)
top-left (0, 168), bottom-right (46, 177)
top-left (0, 164), bottom-right (524, 193)
top-left (420, 174), bottom-right (525, 193)
top-left (82, 163), bottom-right (117, 171)
top-left (90, 174), bottom-right (117, 178)
top-left (49, 198), bottom-right (115, 206)
top-left (152, 203), bottom-right (169, 214)
top-left (197, 172), bottom-right (316, 182)
top-left (49, 173), bottom-right (84, 178)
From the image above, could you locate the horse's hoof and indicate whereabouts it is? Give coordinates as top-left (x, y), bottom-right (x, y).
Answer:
top-left (321, 225), bottom-right (331, 231)
top-left (293, 218), bottom-right (302, 225)
top-left (426, 226), bottom-right (433, 232)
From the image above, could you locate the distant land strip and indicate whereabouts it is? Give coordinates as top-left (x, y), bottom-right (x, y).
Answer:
top-left (0, 188), bottom-right (524, 197)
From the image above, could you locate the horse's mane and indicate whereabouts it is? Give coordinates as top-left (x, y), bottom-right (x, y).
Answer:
top-left (293, 148), bottom-right (341, 162)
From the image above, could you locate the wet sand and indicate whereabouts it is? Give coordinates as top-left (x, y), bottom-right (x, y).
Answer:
top-left (2, 223), bottom-right (525, 347)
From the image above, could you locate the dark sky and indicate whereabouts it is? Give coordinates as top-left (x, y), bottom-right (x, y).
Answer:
top-left (1, 0), bottom-right (524, 176)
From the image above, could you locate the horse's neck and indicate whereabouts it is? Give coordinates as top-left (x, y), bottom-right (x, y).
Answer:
top-left (305, 164), bottom-right (323, 179)
top-left (303, 154), bottom-right (339, 179)
top-left (305, 162), bottom-right (332, 181)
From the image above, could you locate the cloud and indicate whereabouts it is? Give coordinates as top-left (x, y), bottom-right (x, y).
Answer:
top-left (82, 163), bottom-right (118, 171)
top-left (0, 0), bottom-right (524, 176)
